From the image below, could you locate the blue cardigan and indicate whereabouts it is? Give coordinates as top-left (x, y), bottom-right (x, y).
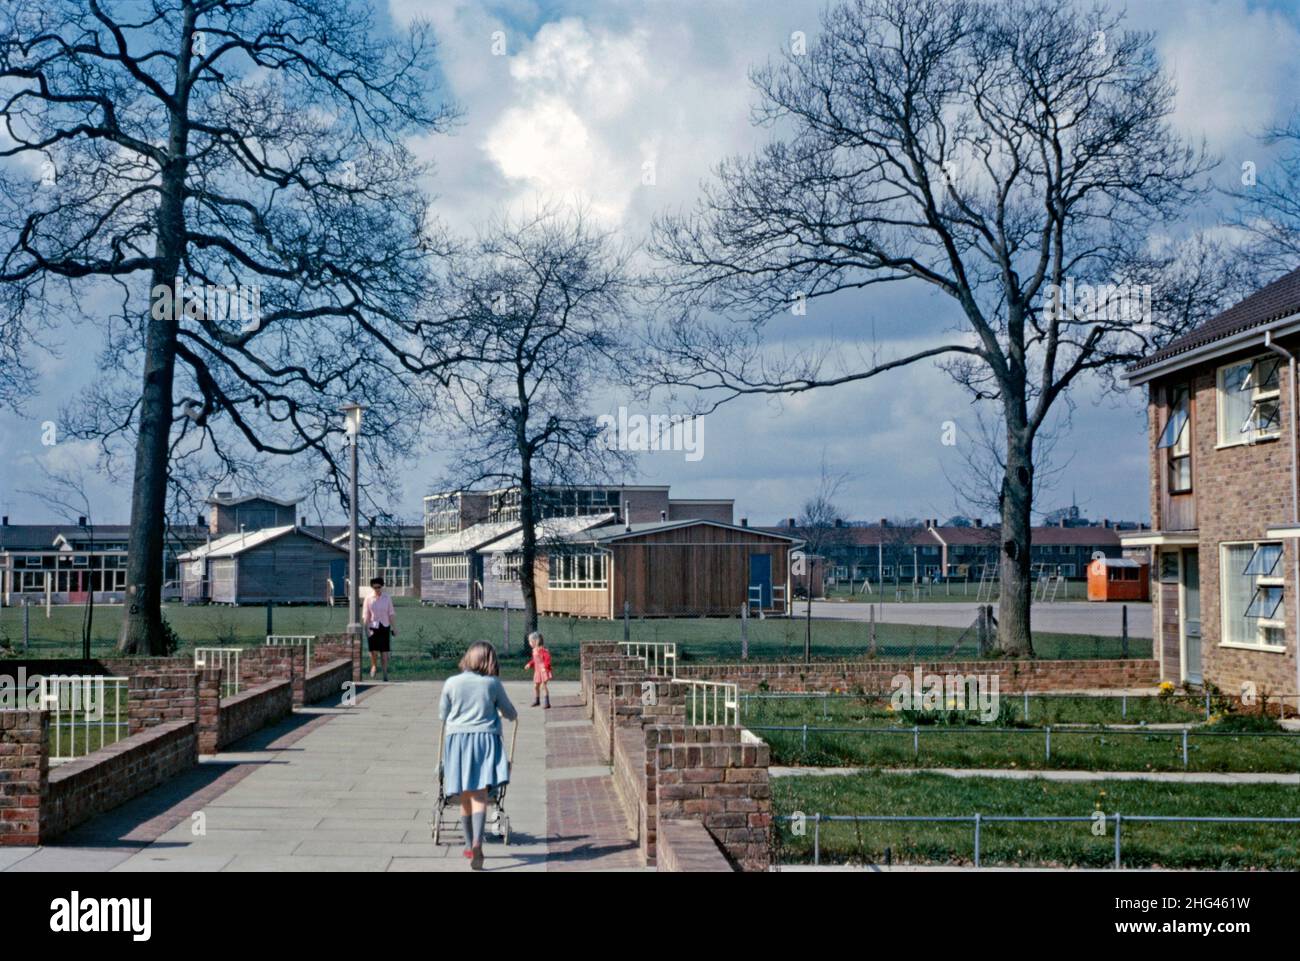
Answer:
top-left (439, 671), bottom-right (518, 735)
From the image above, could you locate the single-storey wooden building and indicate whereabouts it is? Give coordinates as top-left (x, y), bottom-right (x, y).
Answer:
top-left (539, 519), bottom-right (801, 618)
top-left (178, 526), bottom-right (346, 604)
top-left (416, 520), bottom-right (521, 607)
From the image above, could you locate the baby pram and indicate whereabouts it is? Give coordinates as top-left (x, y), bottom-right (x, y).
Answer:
top-left (430, 718), bottom-right (519, 846)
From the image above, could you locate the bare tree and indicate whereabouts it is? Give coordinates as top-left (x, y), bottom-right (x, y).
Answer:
top-left (650, 0), bottom-right (1217, 654)
top-left (1232, 114), bottom-right (1300, 277)
top-left (792, 457), bottom-right (849, 662)
top-left (436, 207), bottom-right (636, 639)
top-left (0, 1), bottom-right (461, 653)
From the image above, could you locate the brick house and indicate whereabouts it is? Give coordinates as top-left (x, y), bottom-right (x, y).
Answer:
top-left (1122, 266), bottom-right (1300, 702)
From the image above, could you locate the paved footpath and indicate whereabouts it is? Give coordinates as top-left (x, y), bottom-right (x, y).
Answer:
top-left (0, 680), bottom-right (643, 873)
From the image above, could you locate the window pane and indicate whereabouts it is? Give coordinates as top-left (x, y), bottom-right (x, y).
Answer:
top-left (1245, 585), bottom-right (1284, 620)
top-left (1243, 543), bottom-right (1282, 577)
top-left (1220, 362), bottom-right (1254, 444)
top-left (1157, 392), bottom-right (1189, 449)
top-left (1221, 544), bottom-right (1256, 644)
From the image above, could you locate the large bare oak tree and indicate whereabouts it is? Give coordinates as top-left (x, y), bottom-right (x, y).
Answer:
top-left (0, 0), bottom-right (460, 652)
top-left (650, 0), bottom-right (1214, 654)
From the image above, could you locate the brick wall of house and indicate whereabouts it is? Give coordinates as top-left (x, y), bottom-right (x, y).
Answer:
top-left (0, 710), bottom-right (47, 846)
top-left (1150, 346), bottom-right (1300, 701)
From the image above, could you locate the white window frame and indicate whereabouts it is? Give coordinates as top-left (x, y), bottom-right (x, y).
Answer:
top-left (547, 552), bottom-right (608, 590)
top-left (1217, 356), bottom-right (1282, 448)
top-left (427, 555), bottom-right (469, 581)
top-left (1219, 540), bottom-right (1286, 652)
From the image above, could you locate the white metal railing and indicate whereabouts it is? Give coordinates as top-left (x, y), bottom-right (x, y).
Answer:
top-left (194, 647), bottom-right (242, 697)
top-left (620, 641), bottom-right (677, 677)
top-left (39, 675), bottom-right (129, 763)
top-left (679, 679), bottom-right (740, 727)
top-left (266, 634), bottom-right (314, 667)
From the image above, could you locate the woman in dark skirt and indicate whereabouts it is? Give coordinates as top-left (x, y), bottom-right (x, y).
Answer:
top-left (362, 577), bottom-right (395, 681)
top-left (439, 641), bottom-right (517, 870)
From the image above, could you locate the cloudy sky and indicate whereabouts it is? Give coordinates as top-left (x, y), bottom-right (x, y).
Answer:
top-left (3, 0), bottom-right (1299, 527)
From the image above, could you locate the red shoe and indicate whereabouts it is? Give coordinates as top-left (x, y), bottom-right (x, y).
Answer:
top-left (462, 848), bottom-right (473, 859)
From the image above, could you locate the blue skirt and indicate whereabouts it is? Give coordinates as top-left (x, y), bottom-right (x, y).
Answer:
top-left (443, 731), bottom-right (510, 796)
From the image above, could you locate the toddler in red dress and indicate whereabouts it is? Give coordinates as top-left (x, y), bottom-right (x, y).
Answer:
top-left (524, 632), bottom-right (553, 709)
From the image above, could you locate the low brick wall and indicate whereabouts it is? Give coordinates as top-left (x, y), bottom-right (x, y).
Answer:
top-left (127, 670), bottom-right (222, 754)
top-left (218, 680), bottom-right (293, 749)
top-left (675, 658), bottom-right (1160, 692)
top-left (44, 719), bottom-right (196, 841)
top-left (657, 819), bottom-right (733, 872)
top-left (315, 633), bottom-right (362, 683)
top-left (304, 658), bottom-right (352, 706)
top-left (653, 732), bottom-right (771, 872)
top-left (578, 642), bottom-right (773, 871)
top-left (0, 710), bottom-right (47, 845)
top-left (241, 646), bottom-right (306, 707)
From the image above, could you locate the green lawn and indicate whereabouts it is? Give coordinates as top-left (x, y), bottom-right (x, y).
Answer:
top-left (0, 597), bottom-right (1151, 679)
top-left (773, 771), bottom-right (1300, 869)
top-left (755, 717), bottom-right (1300, 773)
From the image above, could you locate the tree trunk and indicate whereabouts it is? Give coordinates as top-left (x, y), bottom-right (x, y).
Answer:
top-left (118, 16), bottom-right (193, 655)
top-left (515, 407), bottom-right (539, 652)
top-left (997, 427), bottom-right (1035, 656)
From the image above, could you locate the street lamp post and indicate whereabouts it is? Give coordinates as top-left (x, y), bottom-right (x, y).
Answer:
top-left (341, 403), bottom-right (365, 637)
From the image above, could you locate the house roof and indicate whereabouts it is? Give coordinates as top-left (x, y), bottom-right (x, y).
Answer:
top-left (178, 525), bottom-right (345, 561)
top-left (758, 523), bottom-right (1126, 549)
top-left (1128, 265), bottom-right (1300, 375)
top-left (416, 520), bottom-right (521, 556)
top-left (486, 513), bottom-right (619, 553)
top-left (1, 524), bottom-right (206, 552)
top-left (205, 493), bottom-right (299, 508)
top-left (582, 518), bottom-right (802, 545)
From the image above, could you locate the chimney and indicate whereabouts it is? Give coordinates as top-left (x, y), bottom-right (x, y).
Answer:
top-left (834, 518), bottom-right (843, 528)
top-left (625, 501), bottom-right (632, 532)
top-left (788, 517), bottom-right (796, 528)
top-left (197, 514), bottom-right (204, 527)
top-left (78, 515), bottom-right (87, 527)
top-left (1059, 518), bottom-right (1067, 528)
top-left (301, 516), bottom-right (308, 528)
top-left (740, 517), bottom-right (748, 527)
top-left (216, 489), bottom-right (232, 500)
top-left (2, 515), bottom-right (8, 526)
top-left (880, 518), bottom-right (889, 527)
top-left (974, 518), bottom-right (983, 528)
top-left (1103, 518), bottom-right (1111, 529)
top-left (660, 510), bottom-right (667, 522)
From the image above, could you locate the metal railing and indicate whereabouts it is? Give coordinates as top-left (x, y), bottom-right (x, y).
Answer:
top-left (777, 812), bottom-right (1300, 868)
top-left (750, 722), bottom-right (1300, 768)
top-left (620, 641), bottom-right (677, 677)
top-left (678, 679), bottom-right (740, 727)
top-left (266, 634), bottom-right (314, 668)
top-left (194, 647), bottom-right (242, 697)
top-left (39, 675), bottom-right (130, 763)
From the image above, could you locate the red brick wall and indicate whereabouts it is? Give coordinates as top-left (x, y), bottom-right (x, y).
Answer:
top-left (0, 710), bottom-right (47, 846)
top-left (240, 646), bottom-right (306, 707)
top-left (657, 819), bottom-right (733, 872)
top-left (674, 658), bottom-right (1158, 692)
top-left (218, 679), bottom-right (293, 748)
top-left (653, 731), bottom-right (771, 872)
top-left (45, 719), bottom-right (196, 841)
top-left (315, 632), bottom-right (362, 683)
top-left (304, 659), bottom-right (353, 705)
